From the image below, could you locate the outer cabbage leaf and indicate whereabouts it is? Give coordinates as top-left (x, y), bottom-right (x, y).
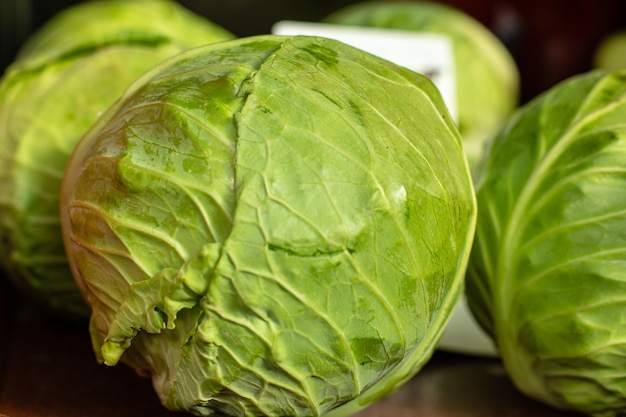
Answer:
top-left (468, 69), bottom-right (626, 416)
top-left (60, 35), bottom-right (476, 416)
top-left (0, 0), bottom-right (233, 318)
top-left (323, 0), bottom-right (520, 170)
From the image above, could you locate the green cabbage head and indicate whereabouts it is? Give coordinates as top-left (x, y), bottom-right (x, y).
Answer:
top-left (594, 31), bottom-right (626, 71)
top-left (467, 69), bottom-right (626, 417)
top-left (323, 0), bottom-right (520, 170)
top-left (60, 35), bottom-right (476, 416)
top-left (0, 0), bottom-right (233, 318)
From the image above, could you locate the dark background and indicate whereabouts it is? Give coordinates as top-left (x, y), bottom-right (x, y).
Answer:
top-left (2, 0), bottom-right (626, 103)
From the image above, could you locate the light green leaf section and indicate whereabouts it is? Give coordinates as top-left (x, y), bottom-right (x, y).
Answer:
top-left (468, 69), bottom-right (626, 416)
top-left (61, 35), bottom-right (475, 416)
top-left (0, 0), bottom-right (233, 318)
top-left (323, 0), bottom-right (520, 170)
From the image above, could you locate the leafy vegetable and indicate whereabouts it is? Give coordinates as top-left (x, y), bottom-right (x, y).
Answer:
top-left (594, 31), bottom-right (626, 71)
top-left (60, 35), bottom-right (476, 416)
top-left (0, 0), bottom-right (233, 318)
top-left (467, 69), bottom-right (626, 417)
top-left (323, 0), bottom-right (520, 169)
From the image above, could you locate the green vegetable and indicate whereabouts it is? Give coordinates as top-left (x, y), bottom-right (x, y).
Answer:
top-left (0, 0), bottom-right (233, 318)
top-left (467, 69), bottom-right (626, 416)
top-left (594, 31), bottom-right (626, 71)
top-left (60, 35), bottom-right (476, 416)
top-left (323, 0), bottom-right (520, 170)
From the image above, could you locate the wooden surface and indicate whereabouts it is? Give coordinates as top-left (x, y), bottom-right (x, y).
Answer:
top-left (0, 280), bottom-right (581, 417)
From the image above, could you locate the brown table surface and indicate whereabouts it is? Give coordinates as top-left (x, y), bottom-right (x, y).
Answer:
top-left (0, 280), bottom-right (582, 417)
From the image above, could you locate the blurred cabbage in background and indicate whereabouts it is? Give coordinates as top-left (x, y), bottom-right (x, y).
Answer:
top-left (4, 0), bottom-right (626, 103)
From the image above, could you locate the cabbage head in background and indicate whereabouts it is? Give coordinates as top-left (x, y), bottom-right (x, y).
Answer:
top-left (467, 69), bottom-right (626, 417)
top-left (323, 0), bottom-right (520, 170)
top-left (0, 0), bottom-right (233, 318)
top-left (594, 31), bottom-right (626, 71)
top-left (60, 35), bottom-right (476, 417)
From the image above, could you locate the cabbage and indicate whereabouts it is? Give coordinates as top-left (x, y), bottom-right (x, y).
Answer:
top-left (467, 69), bottom-right (626, 416)
top-left (594, 31), bottom-right (626, 71)
top-left (0, 0), bottom-right (233, 318)
top-left (60, 35), bottom-right (476, 416)
top-left (323, 0), bottom-right (520, 170)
